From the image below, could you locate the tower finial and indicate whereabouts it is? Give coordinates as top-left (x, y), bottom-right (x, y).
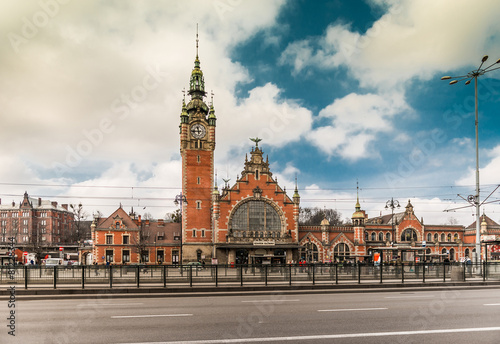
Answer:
top-left (355, 179), bottom-right (361, 211)
top-left (196, 23), bottom-right (199, 58)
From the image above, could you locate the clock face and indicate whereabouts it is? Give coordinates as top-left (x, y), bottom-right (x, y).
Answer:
top-left (191, 123), bottom-right (206, 139)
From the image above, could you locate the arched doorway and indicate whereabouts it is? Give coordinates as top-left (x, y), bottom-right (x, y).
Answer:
top-left (303, 242), bottom-right (318, 262)
top-left (449, 248), bottom-right (455, 261)
top-left (334, 243), bottom-right (350, 262)
top-left (235, 249), bottom-right (248, 265)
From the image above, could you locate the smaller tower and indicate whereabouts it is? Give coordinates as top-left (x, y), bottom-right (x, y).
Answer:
top-left (352, 183), bottom-right (366, 256)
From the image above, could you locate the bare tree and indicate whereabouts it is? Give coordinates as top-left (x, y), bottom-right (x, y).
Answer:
top-left (299, 207), bottom-right (344, 226)
top-left (165, 209), bottom-right (181, 223)
top-left (142, 212), bottom-right (154, 221)
top-left (62, 203), bottom-right (89, 244)
top-left (443, 217), bottom-right (459, 225)
top-left (132, 224), bottom-right (151, 264)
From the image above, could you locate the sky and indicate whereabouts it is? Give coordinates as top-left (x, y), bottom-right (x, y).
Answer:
top-left (1, 0), bottom-right (500, 226)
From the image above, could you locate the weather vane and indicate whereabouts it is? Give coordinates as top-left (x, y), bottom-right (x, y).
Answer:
top-left (250, 137), bottom-right (262, 148)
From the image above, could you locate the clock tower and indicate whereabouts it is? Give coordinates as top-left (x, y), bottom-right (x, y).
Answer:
top-left (179, 32), bottom-right (216, 263)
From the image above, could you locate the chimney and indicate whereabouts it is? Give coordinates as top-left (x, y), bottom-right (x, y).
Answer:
top-left (38, 198), bottom-right (42, 206)
top-left (158, 219), bottom-right (164, 226)
top-left (62, 204), bottom-right (68, 210)
top-left (51, 201), bottom-right (58, 207)
top-left (12, 201), bottom-right (15, 207)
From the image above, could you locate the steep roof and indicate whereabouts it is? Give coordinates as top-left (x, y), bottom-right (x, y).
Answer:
top-left (96, 207), bottom-right (138, 229)
top-left (466, 214), bottom-right (500, 230)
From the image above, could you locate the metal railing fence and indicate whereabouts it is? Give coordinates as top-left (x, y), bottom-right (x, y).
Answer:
top-left (0, 261), bottom-right (498, 289)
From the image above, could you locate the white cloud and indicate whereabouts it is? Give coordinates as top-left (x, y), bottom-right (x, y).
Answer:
top-left (0, 0), bottom-right (292, 218)
top-left (307, 92), bottom-right (409, 159)
top-left (280, 0), bottom-right (500, 89)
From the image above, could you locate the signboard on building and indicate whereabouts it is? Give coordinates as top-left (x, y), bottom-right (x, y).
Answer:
top-left (482, 235), bottom-right (498, 242)
top-left (253, 240), bottom-right (275, 246)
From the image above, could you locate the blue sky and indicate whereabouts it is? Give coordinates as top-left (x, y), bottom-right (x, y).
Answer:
top-left (1, 0), bottom-right (500, 225)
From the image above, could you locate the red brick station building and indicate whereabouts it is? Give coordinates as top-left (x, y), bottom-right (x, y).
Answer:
top-left (91, 45), bottom-right (500, 265)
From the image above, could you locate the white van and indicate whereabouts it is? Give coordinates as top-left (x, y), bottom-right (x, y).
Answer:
top-left (44, 258), bottom-right (63, 267)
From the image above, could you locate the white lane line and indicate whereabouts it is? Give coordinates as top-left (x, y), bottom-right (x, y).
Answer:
top-left (111, 314), bottom-right (192, 319)
top-left (385, 295), bottom-right (434, 299)
top-left (93, 303), bottom-right (144, 306)
top-left (115, 327), bottom-right (500, 343)
top-left (318, 308), bottom-right (387, 312)
top-left (484, 303), bottom-right (500, 306)
top-left (241, 300), bottom-right (300, 303)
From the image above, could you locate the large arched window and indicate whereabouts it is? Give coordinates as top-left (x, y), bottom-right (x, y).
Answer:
top-left (427, 233), bottom-right (432, 242)
top-left (401, 228), bottom-right (417, 242)
top-left (371, 232), bottom-right (376, 241)
top-left (386, 232), bottom-right (391, 241)
top-left (334, 243), bottom-right (350, 260)
top-left (305, 242), bottom-right (318, 262)
top-left (378, 232), bottom-right (384, 241)
top-left (230, 200), bottom-right (281, 232)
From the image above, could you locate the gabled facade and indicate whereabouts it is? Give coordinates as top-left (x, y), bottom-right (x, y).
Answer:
top-left (92, 207), bottom-right (181, 264)
top-left (212, 142), bottom-right (301, 264)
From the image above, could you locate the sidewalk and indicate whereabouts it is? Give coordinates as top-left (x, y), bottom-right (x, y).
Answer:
top-left (2, 278), bottom-right (499, 300)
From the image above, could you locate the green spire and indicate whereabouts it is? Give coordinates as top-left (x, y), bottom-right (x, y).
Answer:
top-left (355, 181), bottom-right (361, 212)
top-left (188, 24), bottom-right (206, 99)
top-left (208, 90), bottom-right (216, 126)
top-left (293, 176), bottom-right (300, 199)
top-left (180, 89), bottom-right (189, 123)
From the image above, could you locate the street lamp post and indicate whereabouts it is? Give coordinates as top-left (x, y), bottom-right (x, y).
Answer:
top-left (174, 193), bottom-right (187, 265)
top-left (441, 55), bottom-right (500, 266)
top-left (385, 198), bottom-right (400, 251)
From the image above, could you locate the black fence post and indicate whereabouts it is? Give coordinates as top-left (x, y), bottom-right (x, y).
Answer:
top-left (240, 265), bottom-right (243, 286)
top-left (136, 265), bottom-right (140, 288)
top-left (215, 265), bottom-right (218, 287)
top-left (357, 263), bottom-right (361, 284)
top-left (401, 263), bottom-right (405, 284)
top-left (483, 261), bottom-right (486, 282)
top-left (423, 263), bottom-right (425, 283)
top-left (82, 266), bottom-right (85, 289)
top-left (443, 263), bottom-right (446, 283)
top-left (163, 265), bottom-right (167, 288)
top-left (189, 265), bottom-right (193, 287)
top-left (312, 264), bottom-right (315, 285)
top-left (265, 265), bottom-right (268, 286)
top-left (109, 265), bottom-right (113, 289)
top-left (24, 265), bottom-right (28, 289)
top-left (289, 264), bottom-right (292, 286)
top-left (380, 263), bottom-right (383, 284)
top-left (53, 266), bottom-right (57, 289)
top-left (335, 264), bottom-right (338, 284)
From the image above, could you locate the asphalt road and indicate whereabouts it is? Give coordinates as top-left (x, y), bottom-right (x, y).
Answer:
top-left (4, 288), bottom-right (500, 344)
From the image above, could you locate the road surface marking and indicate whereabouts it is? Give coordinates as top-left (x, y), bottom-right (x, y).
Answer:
top-left (318, 308), bottom-right (387, 312)
top-left (241, 300), bottom-right (300, 303)
top-left (95, 303), bottom-right (144, 306)
top-left (385, 295), bottom-right (434, 299)
top-left (484, 303), bottom-right (500, 306)
top-left (111, 314), bottom-right (192, 319)
top-left (115, 326), bottom-right (500, 343)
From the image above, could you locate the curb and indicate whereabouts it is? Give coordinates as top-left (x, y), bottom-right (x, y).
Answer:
top-left (2, 281), bottom-right (499, 300)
